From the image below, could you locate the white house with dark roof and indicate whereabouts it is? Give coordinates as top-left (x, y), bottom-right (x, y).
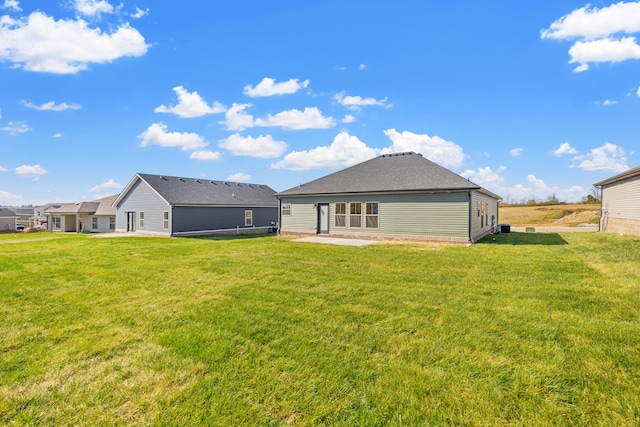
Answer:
top-left (113, 173), bottom-right (278, 237)
top-left (47, 195), bottom-right (117, 233)
top-left (594, 165), bottom-right (640, 236)
top-left (276, 152), bottom-right (502, 243)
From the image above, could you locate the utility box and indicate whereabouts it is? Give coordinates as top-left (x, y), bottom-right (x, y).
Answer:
top-left (498, 224), bottom-right (510, 234)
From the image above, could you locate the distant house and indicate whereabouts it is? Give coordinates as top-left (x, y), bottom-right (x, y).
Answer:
top-left (113, 173), bottom-right (278, 237)
top-left (29, 204), bottom-right (62, 229)
top-left (276, 152), bottom-right (501, 243)
top-left (594, 165), bottom-right (640, 236)
top-left (47, 195), bottom-right (117, 233)
top-left (0, 208), bottom-right (19, 232)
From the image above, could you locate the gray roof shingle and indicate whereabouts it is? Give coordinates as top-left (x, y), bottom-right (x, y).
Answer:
top-left (137, 174), bottom-right (277, 206)
top-left (0, 208), bottom-right (18, 217)
top-left (276, 152), bottom-right (498, 197)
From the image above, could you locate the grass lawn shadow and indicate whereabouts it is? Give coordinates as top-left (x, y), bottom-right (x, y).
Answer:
top-left (478, 232), bottom-right (568, 245)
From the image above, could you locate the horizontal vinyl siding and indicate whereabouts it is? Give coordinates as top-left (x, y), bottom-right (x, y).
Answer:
top-left (470, 191), bottom-right (499, 241)
top-left (172, 206), bottom-right (277, 233)
top-left (115, 179), bottom-right (170, 234)
top-left (280, 198), bottom-right (317, 233)
top-left (602, 175), bottom-right (640, 221)
top-left (281, 192), bottom-right (470, 239)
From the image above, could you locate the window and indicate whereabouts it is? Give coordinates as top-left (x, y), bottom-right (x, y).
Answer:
top-left (139, 211), bottom-right (144, 228)
top-left (485, 202), bottom-right (489, 224)
top-left (53, 216), bottom-right (61, 230)
top-left (109, 217), bottom-right (115, 230)
top-left (245, 210), bottom-right (253, 226)
top-left (335, 202), bottom-right (346, 227)
top-left (349, 202), bottom-right (362, 228)
top-left (282, 203), bottom-right (291, 216)
top-left (163, 211), bottom-right (169, 229)
top-left (365, 202), bottom-right (379, 228)
top-left (92, 217), bottom-right (98, 230)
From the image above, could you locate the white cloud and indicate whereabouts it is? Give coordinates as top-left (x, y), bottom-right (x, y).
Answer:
top-left (227, 172), bottom-right (251, 182)
top-left (52, 133), bottom-right (63, 138)
top-left (381, 129), bottom-right (465, 169)
top-left (271, 131), bottom-right (380, 170)
top-left (0, 165), bottom-right (7, 171)
top-left (1, 121), bottom-right (30, 135)
top-left (222, 104), bottom-right (335, 131)
top-left (154, 86), bottom-right (225, 118)
top-left (90, 178), bottom-right (121, 192)
top-left (0, 189), bottom-right (22, 203)
top-left (359, 64), bottom-right (366, 70)
top-left (74, 0), bottom-right (114, 17)
top-left (2, 0), bottom-right (21, 11)
top-left (569, 37), bottom-right (640, 71)
top-left (189, 150), bottom-right (221, 160)
top-left (131, 7), bottom-right (149, 19)
top-left (541, 2), bottom-right (640, 41)
top-left (510, 148), bottom-right (524, 156)
top-left (220, 103), bottom-right (255, 131)
top-left (0, 11), bottom-right (148, 74)
top-left (637, 86), bottom-right (640, 97)
top-left (243, 77), bottom-right (309, 97)
top-left (335, 92), bottom-right (392, 110)
top-left (16, 164), bottom-right (47, 180)
top-left (342, 114), bottom-right (356, 123)
top-left (600, 99), bottom-right (618, 105)
top-left (21, 100), bottom-right (81, 111)
top-left (138, 122), bottom-right (207, 151)
top-left (255, 107), bottom-right (336, 130)
top-left (460, 166), bottom-right (506, 187)
top-left (573, 142), bottom-right (628, 171)
top-left (554, 142), bottom-right (578, 157)
top-left (219, 133), bottom-right (287, 158)
top-left (542, 2), bottom-right (640, 71)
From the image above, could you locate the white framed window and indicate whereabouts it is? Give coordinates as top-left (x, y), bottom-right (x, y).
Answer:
top-left (282, 203), bottom-right (291, 216)
top-left (349, 202), bottom-right (362, 228)
top-left (92, 217), bottom-right (98, 230)
top-left (139, 211), bottom-right (145, 228)
top-left (365, 202), bottom-right (379, 229)
top-left (245, 210), bottom-right (253, 226)
top-left (335, 202), bottom-right (346, 227)
top-left (53, 216), bottom-right (61, 230)
top-left (163, 211), bottom-right (169, 229)
top-left (109, 217), bottom-right (115, 230)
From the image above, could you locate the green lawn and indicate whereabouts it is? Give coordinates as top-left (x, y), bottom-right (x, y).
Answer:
top-left (1, 232), bottom-right (639, 426)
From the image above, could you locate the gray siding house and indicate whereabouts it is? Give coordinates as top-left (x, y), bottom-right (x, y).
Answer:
top-left (276, 152), bottom-right (501, 243)
top-left (0, 208), bottom-right (18, 232)
top-left (594, 165), bottom-right (640, 236)
top-left (113, 173), bottom-right (278, 237)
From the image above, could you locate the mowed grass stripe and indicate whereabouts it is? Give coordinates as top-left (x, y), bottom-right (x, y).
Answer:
top-left (1, 233), bottom-right (639, 425)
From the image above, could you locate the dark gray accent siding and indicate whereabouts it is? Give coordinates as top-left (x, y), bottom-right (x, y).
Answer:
top-left (172, 206), bottom-right (277, 233)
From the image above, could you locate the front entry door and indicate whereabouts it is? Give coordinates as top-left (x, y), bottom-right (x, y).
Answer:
top-left (318, 203), bottom-right (329, 234)
top-left (126, 211), bottom-right (136, 232)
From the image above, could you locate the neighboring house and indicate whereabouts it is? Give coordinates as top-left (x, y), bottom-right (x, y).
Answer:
top-left (594, 165), bottom-right (640, 236)
top-left (47, 195), bottom-right (117, 233)
top-left (113, 173), bottom-right (278, 237)
top-left (29, 204), bottom-right (62, 229)
top-left (0, 208), bottom-right (19, 232)
top-left (276, 152), bottom-right (502, 243)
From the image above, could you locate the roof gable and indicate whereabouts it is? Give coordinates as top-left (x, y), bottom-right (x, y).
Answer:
top-left (119, 174), bottom-right (277, 206)
top-left (277, 152), bottom-right (497, 197)
top-left (0, 208), bottom-right (18, 217)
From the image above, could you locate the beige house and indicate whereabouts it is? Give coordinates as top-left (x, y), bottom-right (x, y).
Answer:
top-left (595, 165), bottom-right (640, 236)
top-left (47, 195), bottom-right (117, 233)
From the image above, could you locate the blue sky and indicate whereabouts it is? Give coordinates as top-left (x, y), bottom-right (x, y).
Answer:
top-left (1, 0), bottom-right (639, 206)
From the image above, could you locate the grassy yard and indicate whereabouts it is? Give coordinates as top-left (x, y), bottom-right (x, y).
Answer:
top-left (1, 232), bottom-right (639, 425)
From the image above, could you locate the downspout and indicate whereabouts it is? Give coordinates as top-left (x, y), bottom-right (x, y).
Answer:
top-left (468, 191), bottom-right (472, 243)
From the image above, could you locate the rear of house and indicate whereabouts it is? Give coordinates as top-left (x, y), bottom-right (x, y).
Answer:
top-left (595, 165), bottom-right (640, 236)
top-left (277, 152), bottom-right (500, 243)
top-left (47, 196), bottom-right (117, 233)
top-left (114, 173), bottom-right (278, 237)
